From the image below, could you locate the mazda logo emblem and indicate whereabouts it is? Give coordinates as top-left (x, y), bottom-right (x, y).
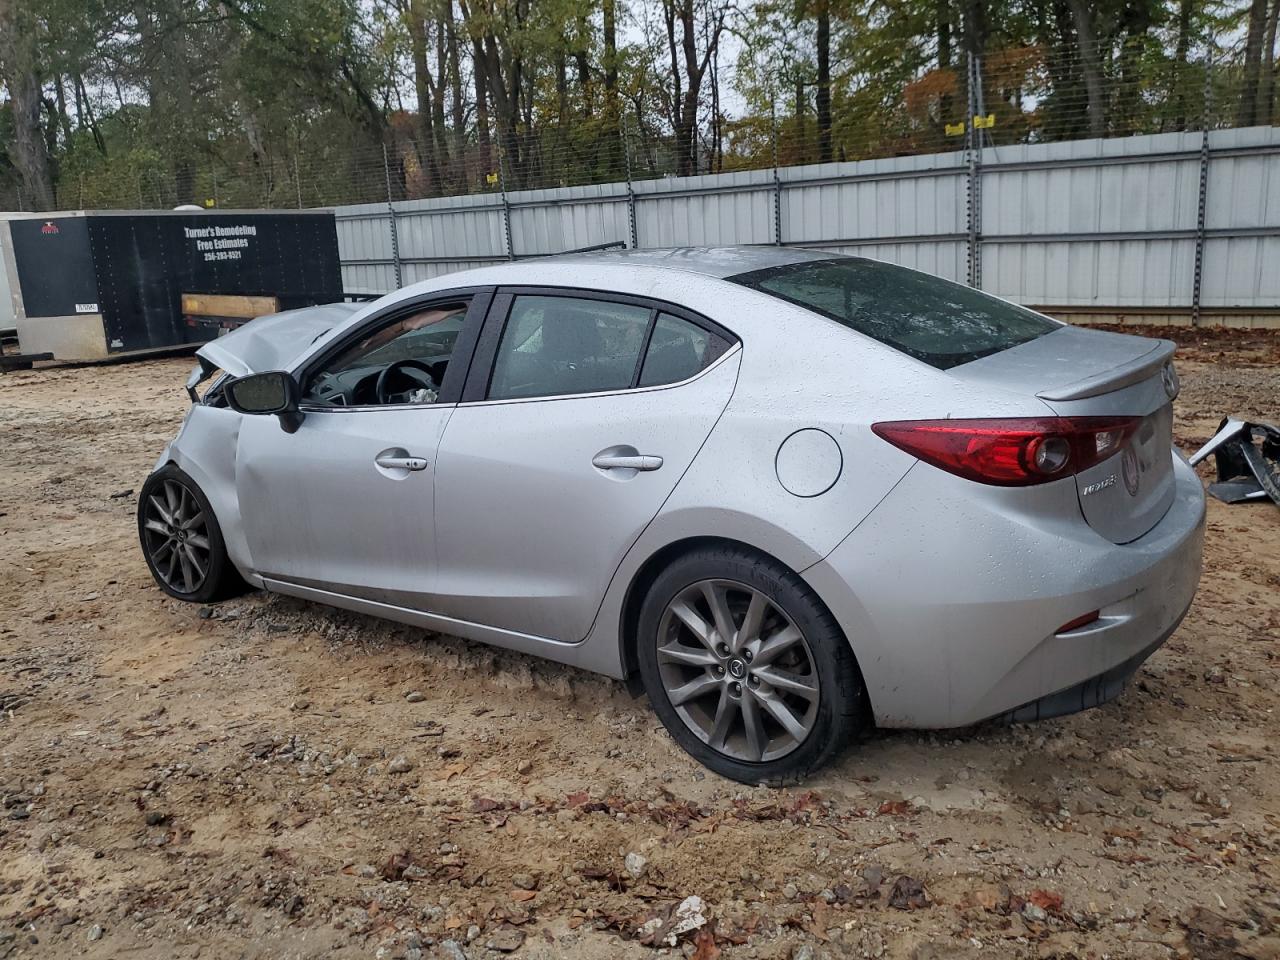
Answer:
top-left (1121, 448), bottom-right (1141, 497)
top-left (727, 659), bottom-right (746, 679)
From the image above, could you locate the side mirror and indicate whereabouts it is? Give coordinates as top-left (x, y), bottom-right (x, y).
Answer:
top-left (224, 371), bottom-right (305, 433)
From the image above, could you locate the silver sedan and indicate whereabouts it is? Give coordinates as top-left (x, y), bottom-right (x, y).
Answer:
top-left (138, 247), bottom-right (1205, 784)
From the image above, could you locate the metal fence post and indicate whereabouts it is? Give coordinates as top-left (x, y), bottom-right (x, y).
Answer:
top-left (382, 142), bottom-right (404, 289)
top-left (496, 139), bottom-right (515, 260)
top-left (621, 117), bottom-right (639, 249)
top-left (1191, 56), bottom-right (1213, 328)
top-left (294, 155), bottom-right (303, 209)
top-left (771, 102), bottom-right (783, 246)
top-left (965, 51), bottom-right (983, 289)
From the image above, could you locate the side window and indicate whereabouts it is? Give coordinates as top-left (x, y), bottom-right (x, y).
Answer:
top-left (488, 295), bottom-right (652, 400)
top-left (303, 301), bottom-right (469, 407)
top-left (638, 312), bottom-right (730, 387)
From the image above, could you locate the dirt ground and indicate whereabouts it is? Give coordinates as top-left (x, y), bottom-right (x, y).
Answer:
top-left (1, 330), bottom-right (1278, 960)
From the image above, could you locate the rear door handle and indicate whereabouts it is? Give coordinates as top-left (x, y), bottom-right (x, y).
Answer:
top-left (375, 454), bottom-right (428, 471)
top-left (592, 453), bottom-right (663, 471)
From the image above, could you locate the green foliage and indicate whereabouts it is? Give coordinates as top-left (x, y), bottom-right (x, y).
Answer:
top-left (0, 0), bottom-right (1274, 210)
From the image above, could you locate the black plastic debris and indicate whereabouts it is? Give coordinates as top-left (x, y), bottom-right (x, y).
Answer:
top-left (1188, 417), bottom-right (1280, 507)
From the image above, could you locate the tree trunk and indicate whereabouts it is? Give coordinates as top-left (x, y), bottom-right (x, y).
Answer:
top-left (661, 0), bottom-right (687, 175)
top-left (937, 0), bottom-right (951, 67)
top-left (1171, 0), bottom-right (1193, 130)
top-left (556, 52), bottom-right (568, 132)
top-left (937, 0), bottom-right (954, 130)
top-left (445, 6), bottom-right (465, 187)
top-left (816, 0), bottom-right (832, 162)
top-left (603, 0), bottom-right (620, 171)
top-left (1238, 0), bottom-right (1269, 126)
top-left (54, 76), bottom-right (74, 146)
top-left (1260, 0), bottom-right (1279, 123)
top-left (405, 3), bottom-right (443, 194)
top-left (1065, 0), bottom-right (1107, 137)
top-left (575, 14), bottom-right (592, 117)
top-left (0, 0), bottom-right (55, 209)
top-left (432, 10), bottom-right (450, 182)
top-left (472, 39), bottom-right (492, 184)
top-left (679, 0), bottom-right (700, 176)
top-left (603, 0), bottom-right (618, 99)
top-left (961, 0), bottom-right (985, 58)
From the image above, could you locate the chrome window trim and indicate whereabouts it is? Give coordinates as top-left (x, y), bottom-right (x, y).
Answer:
top-left (456, 341), bottom-right (740, 409)
top-left (296, 400), bottom-right (460, 415)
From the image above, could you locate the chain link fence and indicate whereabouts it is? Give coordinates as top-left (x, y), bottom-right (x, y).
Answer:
top-left (5, 40), bottom-right (1268, 214)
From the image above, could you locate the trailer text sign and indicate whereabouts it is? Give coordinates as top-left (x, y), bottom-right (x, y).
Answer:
top-left (184, 223), bottom-right (257, 263)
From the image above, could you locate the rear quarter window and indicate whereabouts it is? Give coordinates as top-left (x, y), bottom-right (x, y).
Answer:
top-left (730, 257), bottom-right (1059, 369)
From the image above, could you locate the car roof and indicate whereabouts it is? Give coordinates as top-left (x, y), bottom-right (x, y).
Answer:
top-left (533, 245), bottom-right (832, 279)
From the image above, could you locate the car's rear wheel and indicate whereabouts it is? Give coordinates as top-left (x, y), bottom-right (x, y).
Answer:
top-left (637, 545), bottom-right (868, 785)
top-left (138, 465), bottom-right (245, 603)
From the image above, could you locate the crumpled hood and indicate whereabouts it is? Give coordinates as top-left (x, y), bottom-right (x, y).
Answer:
top-left (195, 302), bottom-right (363, 376)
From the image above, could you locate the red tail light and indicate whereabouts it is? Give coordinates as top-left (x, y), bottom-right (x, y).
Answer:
top-left (871, 417), bottom-right (1141, 487)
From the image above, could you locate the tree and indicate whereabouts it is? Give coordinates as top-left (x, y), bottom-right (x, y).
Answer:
top-left (1239, 0), bottom-right (1271, 124)
top-left (659, 0), bottom-right (731, 176)
top-left (0, 0), bottom-right (55, 208)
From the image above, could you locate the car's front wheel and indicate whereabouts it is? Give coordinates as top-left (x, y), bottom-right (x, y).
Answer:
top-left (137, 465), bottom-right (245, 603)
top-left (637, 545), bottom-right (868, 785)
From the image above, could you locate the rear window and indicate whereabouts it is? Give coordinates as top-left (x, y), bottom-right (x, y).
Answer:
top-left (729, 257), bottom-right (1059, 369)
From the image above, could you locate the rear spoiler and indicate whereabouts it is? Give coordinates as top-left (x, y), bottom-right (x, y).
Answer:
top-left (1036, 339), bottom-right (1176, 402)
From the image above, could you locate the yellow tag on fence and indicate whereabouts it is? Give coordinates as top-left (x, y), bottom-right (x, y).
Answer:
top-left (944, 122), bottom-right (966, 136)
top-left (486, 172), bottom-right (499, 185)
top-left (973, 113), bottom-right (996, 129)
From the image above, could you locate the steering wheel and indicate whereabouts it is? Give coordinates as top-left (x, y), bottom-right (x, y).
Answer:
top-left (375, 359), bottom-right (440, 404)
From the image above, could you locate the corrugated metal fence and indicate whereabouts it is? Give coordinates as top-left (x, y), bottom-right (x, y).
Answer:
top-left (335, 125), bottom-right (1280, 326)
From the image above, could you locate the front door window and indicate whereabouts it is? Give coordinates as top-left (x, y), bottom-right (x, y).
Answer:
top-left (303, 301), bottom-right (470, 407)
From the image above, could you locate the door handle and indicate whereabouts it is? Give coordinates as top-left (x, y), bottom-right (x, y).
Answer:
top-left (375, 454), bottom-right (428, 471)
top-left (592, 453), bottom-right (663, 471)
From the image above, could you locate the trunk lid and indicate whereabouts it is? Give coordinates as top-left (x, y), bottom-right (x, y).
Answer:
top-left (195, 302), bottom-right (362, 377)
top-left (951, 326), bottom-right (1179, 543)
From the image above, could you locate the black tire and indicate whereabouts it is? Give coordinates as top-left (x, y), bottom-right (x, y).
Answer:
top-left (137, 464), bottom-right (247, 603)
top-left (637, 544), bottom-right (868, 786)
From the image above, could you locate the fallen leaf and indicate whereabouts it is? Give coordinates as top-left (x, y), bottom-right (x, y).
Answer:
top-left (380, 849), bottom-right (413, 881)
top-left (972, 886), bottom-right (1004, 911)
top-left (1170, 833), bottom-right (1198, 851)
top-left (878, 799), bottom-right (911, 816)
top-left (806, 899), bottom-right (831, 941)
top-left (887, 875), bottom-right (929, 910)
top-left (510, 889), bottom-right (537, 902)
top-left (690, 927), bottom-right (721, 960)
top-left (1028, 889), bottom-right (1063, 913)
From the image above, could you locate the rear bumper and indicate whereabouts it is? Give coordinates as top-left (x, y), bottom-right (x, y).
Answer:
top-left (803, 453), bottom-right (1206, 729)
top-left (986, 600), bottom-right (1189, 724)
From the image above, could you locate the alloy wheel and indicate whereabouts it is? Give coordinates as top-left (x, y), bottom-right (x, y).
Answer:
top-left (141, 478), bottom-right (211, 595)
top-left (655, 579), bottom-right (820, 763)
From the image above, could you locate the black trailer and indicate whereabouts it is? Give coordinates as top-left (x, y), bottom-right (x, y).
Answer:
top-left (0, 209), bottom-right (343, 361)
